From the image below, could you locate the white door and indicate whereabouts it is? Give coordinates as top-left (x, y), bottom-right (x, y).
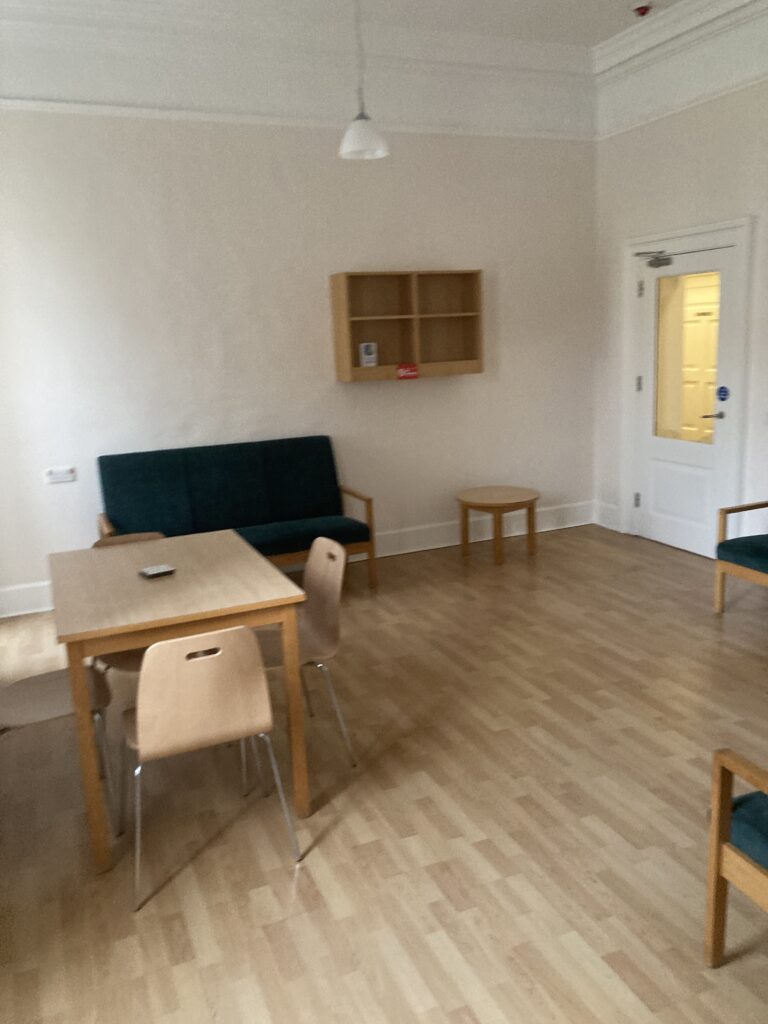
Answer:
top-left (632, 228), bottom-right (748, 557)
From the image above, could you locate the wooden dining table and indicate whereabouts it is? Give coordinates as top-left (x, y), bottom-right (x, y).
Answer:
top-left (49, 530), bottom-right (308, 873)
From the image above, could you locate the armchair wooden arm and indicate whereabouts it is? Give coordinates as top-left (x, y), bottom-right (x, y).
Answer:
top-left (340, 485), bottom-right (377, 589)
top-left (713, 748), bottom-right (768, 795)
top-left (718, 500), bottom-right (768, 543)
top-left (97, 513), bottom-right (117, 538)
top-left (707, 748), bottom-right (768, 967)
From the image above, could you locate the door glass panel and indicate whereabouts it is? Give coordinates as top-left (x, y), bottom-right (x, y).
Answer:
top-left (655, 272), bottom-right (720, 443)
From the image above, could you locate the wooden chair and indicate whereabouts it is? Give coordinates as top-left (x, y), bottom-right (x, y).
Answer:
top-left (714, 501), bottom-right (768, 612)
top-left (706, 748), bottom-right (768, 966)
top-left (257, 537), bottom-right (356, 766)
top-left (119, 626), bottom-right (301, 910)
top-left (0, 668), bottom-right (116, 823)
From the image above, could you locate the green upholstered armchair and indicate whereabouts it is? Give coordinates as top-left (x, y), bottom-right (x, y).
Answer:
top-left (714, 500), bottom-right (768, 612)
top-left (707, 749), bottom-right (768, 967)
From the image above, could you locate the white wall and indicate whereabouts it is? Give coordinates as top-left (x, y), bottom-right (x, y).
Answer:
top-left (594, 79), bottom-right (768, 527)
top-left (0, 111), bottom-right (597, 609)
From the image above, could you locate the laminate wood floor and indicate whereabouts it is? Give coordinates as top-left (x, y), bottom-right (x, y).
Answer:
top-left (2, 526), bottom-right (768, 1024)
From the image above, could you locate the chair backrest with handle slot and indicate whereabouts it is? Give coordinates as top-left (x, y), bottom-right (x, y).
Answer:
top-left (136, 626), bottom-right (272, 763)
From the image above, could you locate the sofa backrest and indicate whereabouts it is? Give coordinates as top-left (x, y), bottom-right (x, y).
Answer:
top-left (98, 435), bottom-right (342, 536)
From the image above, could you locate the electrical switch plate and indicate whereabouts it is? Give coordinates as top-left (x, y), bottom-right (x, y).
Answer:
top-left (45, 466), bottom-right (77, 484)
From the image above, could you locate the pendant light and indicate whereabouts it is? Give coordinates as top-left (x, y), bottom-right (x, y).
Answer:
top-left (339, 0), bottom-right (389, 160)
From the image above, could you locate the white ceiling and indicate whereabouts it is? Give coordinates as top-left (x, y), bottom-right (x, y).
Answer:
top-left (0, 0), bottom-right (687, 49)
top-left (307, 0), bottom-right (685, 47)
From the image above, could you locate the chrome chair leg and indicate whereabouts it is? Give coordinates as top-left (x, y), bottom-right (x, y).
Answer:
top-left (259, 733), bottom-right (301, 862)
top-left (299, 666), bottom-right (314, 718)
top-left (133, 762), bottom-right (143, 911)
top-left (315, 662), bottom-right (356, 767)
top-left (249, 735), bottom-right (268, 797)
top-left (118, 738), bottom-right (128, 836)
top-left (92, 710), bottom-right (117, 828)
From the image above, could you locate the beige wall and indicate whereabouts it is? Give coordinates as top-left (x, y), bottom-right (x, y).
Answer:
top-left (595, 80), bottom-right (768, 523)
top-left (0, 112), bottom-right (597, 601)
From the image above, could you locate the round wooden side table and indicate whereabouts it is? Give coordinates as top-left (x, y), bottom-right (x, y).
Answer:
top-left (457, 486), bottom-right (540, 565)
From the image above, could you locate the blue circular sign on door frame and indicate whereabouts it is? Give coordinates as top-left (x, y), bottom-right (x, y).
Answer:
top-left (716, 385), bottom-right (730, 402)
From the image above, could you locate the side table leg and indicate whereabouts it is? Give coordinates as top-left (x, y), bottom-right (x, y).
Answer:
top-left (460, 504), bottom-right (470, 557)
top-left (526, 502), bottom-right (537, 556)
top-left (493, 510), bottom-right (504, 565)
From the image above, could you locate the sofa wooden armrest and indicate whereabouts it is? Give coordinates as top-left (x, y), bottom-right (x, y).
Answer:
top-left (340, 486), bottom-right (377, 589)
top-left (97, 513), bottom-right (117, 538)
top-left (707, 748), bottom-right (768, 967)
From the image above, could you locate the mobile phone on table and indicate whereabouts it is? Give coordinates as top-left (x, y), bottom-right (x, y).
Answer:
top-left (139, 564), bottom-right (175, 579)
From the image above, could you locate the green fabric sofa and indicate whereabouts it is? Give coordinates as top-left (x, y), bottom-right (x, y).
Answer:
top-left (97, 435), bottom-right (377, 587)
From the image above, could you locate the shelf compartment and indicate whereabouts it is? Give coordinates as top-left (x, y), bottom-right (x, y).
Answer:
top-left (350, 318), bottom-right (416, 368)
top-left (419, 315), bottom-right (481, 364)
top-left (417, 272), bottom-right (480, 316)
top-left (348, 274), bottom-right (413, 318)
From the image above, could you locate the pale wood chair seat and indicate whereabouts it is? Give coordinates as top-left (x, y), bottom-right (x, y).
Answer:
top-left (257, 612), bottom-right (331, 668)
top-left (255, 537), bottom-right (354, 765)
top-left (100, 648), bottom-right (145, 675)
top-left (0, 668), bottom-right (110, 730)
top-left (120, 626), bottom-right (300, 908)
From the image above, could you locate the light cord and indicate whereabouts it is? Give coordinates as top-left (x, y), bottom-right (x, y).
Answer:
top-left (353, 0), bottom-right (367, 115)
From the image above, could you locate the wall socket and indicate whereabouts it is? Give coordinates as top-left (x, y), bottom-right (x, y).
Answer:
top-left (45, 466), bottom-right (77, 484)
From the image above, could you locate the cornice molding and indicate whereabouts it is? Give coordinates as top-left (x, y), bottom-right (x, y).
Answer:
top-left (593, 0), bottom-right (764, 72)
top-left (1, 0), bottom-right (767, 141)
top-left (594, 0), bottom-right (768, 137)
top-left (0, 5), bottom-right (596, 140)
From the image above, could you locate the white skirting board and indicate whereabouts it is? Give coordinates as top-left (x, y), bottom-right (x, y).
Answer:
top-left (0, 501), bottom-right (595, 618)
top-left (375, 500), bottom-right (594, 558)
top-left (593, 502), bottom-right (620, 532)
top-left (0, 581), bottom-right (54, 619)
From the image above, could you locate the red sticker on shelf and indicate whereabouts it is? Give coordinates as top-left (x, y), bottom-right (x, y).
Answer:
top-left (397, 363), bottom-right (419, 380)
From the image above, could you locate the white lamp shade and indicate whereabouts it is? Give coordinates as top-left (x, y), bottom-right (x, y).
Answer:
top-left (339, 113), bottom-right (389, 160)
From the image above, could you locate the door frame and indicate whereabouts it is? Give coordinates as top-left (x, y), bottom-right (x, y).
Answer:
top-left (618, 218), bottom-right (754, 541)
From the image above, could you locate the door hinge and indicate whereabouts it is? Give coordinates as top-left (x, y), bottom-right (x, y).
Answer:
top-left (635, 375), bottom-right (643, 392)
top-left (634, 492), bottom-right (641, 508)
top-left (637, 280), bottom-right (645, 298)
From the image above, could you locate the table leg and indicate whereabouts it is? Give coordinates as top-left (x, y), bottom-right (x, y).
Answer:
top-left (67, 643), bottom-right (113, 872)
top-left (526, 501), bottom-right (537, 556)
top-left (281, 607), bottom-right (310, 818)
top-left (460, 503), bottom-right (470, 557)
top-left (493, 510), bottom-right (504, 565)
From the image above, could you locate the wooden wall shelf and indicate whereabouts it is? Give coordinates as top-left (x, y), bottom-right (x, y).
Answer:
top-left (330, 270), bottom-right (483, 382)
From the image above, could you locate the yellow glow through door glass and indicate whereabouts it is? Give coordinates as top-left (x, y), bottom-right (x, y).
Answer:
top-left (655, 272), bottom-right (720, 444)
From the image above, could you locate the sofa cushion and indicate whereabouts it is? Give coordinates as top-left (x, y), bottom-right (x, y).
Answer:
top-left (98, 449), bottom-right (194, 537)
top-left (184, 443), bottom-right (270, 533)
top-left (717, 535), bottom-right (768, 574)
top-left (237, 516), bottom-right (369, 556)
top-left (731, 792), bottom-right (768, 871)
top-left (260, 436), bottom-right (342, 522)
